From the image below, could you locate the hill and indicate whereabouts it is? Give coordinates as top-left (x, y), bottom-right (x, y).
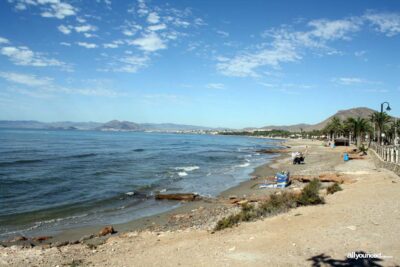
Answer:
top-left (261, 107), bottom-right (378, 132)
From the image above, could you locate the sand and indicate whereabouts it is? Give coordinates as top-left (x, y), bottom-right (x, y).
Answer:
top-left (1, 139), bottom-right (400, 266)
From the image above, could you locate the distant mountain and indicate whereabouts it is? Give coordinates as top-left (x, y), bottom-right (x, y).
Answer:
top-left (260, 107), bottom-right (378, 132)
top-left (47, 121), bottom-right (103, 130)
top-left (96, 120), bottom-right (141, 131)
top-left (0, 119), bottom-right (215, 132)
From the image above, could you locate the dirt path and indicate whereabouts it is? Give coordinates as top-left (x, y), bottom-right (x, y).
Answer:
top-left (1, 140), bottom-right (400, 266)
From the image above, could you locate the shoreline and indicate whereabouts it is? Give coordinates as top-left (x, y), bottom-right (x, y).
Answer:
top-left (3, 139), bottom-right (400, 266)
top-left (1, 139), bottom-right (289, 247)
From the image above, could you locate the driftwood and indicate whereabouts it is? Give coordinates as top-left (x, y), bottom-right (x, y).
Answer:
top-left (155, 193), bottom-right (199, 201)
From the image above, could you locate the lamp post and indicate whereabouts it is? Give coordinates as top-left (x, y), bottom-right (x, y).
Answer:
top-left (380, 102), bottom-right (391, 145)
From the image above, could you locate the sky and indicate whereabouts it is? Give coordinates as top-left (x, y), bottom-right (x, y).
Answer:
top-left (0, 0), bottom-right (399, 128)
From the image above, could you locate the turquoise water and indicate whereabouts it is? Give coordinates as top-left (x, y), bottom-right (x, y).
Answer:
top-left (0, 129), bottom-right (281, 238)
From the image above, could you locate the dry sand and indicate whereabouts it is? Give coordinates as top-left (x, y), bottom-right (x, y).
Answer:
top-left (1, 139), bottom-right (400, 266)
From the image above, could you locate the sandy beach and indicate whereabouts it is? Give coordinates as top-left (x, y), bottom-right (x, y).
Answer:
top-left (1, 139), bottom-right (400, 266)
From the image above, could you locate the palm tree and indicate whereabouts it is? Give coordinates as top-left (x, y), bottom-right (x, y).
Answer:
top-left (370, 112), bottom-right (392, 144)
top-left (345, 117), bottom-right (372, 146)
top-left (323, 117), bottom-right (343, 142)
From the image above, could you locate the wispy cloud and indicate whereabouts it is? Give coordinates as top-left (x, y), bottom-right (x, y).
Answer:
top-left (216, 30), bottom-right (229, 38)
top-left (206, 83), bottom-right (225, 89)
top-left (0, 72), bottom-right (53, 87)
top-left (0, 45), bottom-right (70, 70)
top-left (332, 77), bottom-right (382, 85)
top-left (0, 71), bottom-right (123, 97)
top-left (216, 12), bottom-right (400, 78)
top-left (99, 54), bottom-right (150, 73)
top-left (364, 11), bottom-right (400, 37)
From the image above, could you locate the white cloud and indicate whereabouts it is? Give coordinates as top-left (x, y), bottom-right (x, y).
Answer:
top-left (364, 12), bottom-right (400, 37)
top-left (0, 72), bottom-right (53, 87)
top-left (58, 24), bottom-right (97, 36)
top-left (147, 12), bottom-right (160, 24)
top-left (10, 0), bottom-right (76, 19)
top-left (307, 18), bottom-right (361, 41)
top-left (206, 83), bottom-right (225, 89)
top-left (148, 23), bottom-right (167, 31)
top-left (129, 32), bottom-right (166, 52)
top-left (74, 24), bottom-right (97, 33)
top-left (60, 42), bottom-right (71, 46)
top-left (0, 37), bottom-right (10, 44)
top-left (1, 46), bottom-right (67, 68)
top-left (58, 24), bottom-right (71, 34)
top-left (76, 42), bottom-right (97, 49)
top-left (103, 43), bottom-right (118, 49)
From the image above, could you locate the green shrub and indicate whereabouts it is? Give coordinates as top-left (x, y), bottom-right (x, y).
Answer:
top-left (214, 213), bottom-right (241, 231)
top-left (297, 179), bottom-right (325, 205)
top-left (215, 192), bottom-right (298, 231)
top-left (327, 183), bottom-right (342, 194)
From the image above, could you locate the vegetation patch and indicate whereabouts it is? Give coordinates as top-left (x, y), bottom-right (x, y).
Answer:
top-left (215, 179), bottom-right (326, 231)
top-left (297, 179), bottom-right (325, 206)
top-left (327, 183), bottom-right (342, 194)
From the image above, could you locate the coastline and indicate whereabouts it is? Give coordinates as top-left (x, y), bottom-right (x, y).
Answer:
top-left (0, 138), bottom-right (290, 246)
top-left (2, 138), bottom-right (400, 266)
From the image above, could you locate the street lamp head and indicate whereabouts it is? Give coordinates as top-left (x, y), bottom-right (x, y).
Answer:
top-left (386, 105), bottom-right (391, 111)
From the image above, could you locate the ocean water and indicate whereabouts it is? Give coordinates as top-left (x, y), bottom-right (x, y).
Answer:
top-left (0, 129), bottom-right (281, 239)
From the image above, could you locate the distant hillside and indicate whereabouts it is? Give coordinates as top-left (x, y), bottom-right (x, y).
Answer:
top-left (96, 120), bottom-right (141, 131)
top-left (0, 120), bottom-right (215, 132)
top-left (261, 107), bottom-right (378, 132)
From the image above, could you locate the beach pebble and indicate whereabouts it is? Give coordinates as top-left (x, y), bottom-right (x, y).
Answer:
top-left (228, 246), bottom-right (236, 251)
top-left (346, 225), bottom-right (357, 231)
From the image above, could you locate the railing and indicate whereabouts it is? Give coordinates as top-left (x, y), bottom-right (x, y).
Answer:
top-left (370, 142), bottom-right (400, 165)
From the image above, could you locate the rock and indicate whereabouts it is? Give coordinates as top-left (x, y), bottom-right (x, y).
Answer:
top-left (228, 195), bottom-right (238, 200)
top-left (32, 236), bottom-right (52, 242)
top-left (98, 226), bottom-right (116, 236)
top-left (155, 193), bottom-right (199, 201)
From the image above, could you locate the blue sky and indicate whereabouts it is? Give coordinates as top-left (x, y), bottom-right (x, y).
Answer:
top-left (0, 0), bottom-right (399, 128)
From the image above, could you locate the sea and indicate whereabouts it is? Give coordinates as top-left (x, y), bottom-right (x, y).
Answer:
top-left (0, 129), bottom-right (282, 239)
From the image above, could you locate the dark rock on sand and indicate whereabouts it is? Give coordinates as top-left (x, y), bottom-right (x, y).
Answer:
top-left (155, 193), bottom-right (199, 201)
top-left (98, 226), bottom-right (116, 236)
top-left (32, 236), bottom-right (52, 242)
